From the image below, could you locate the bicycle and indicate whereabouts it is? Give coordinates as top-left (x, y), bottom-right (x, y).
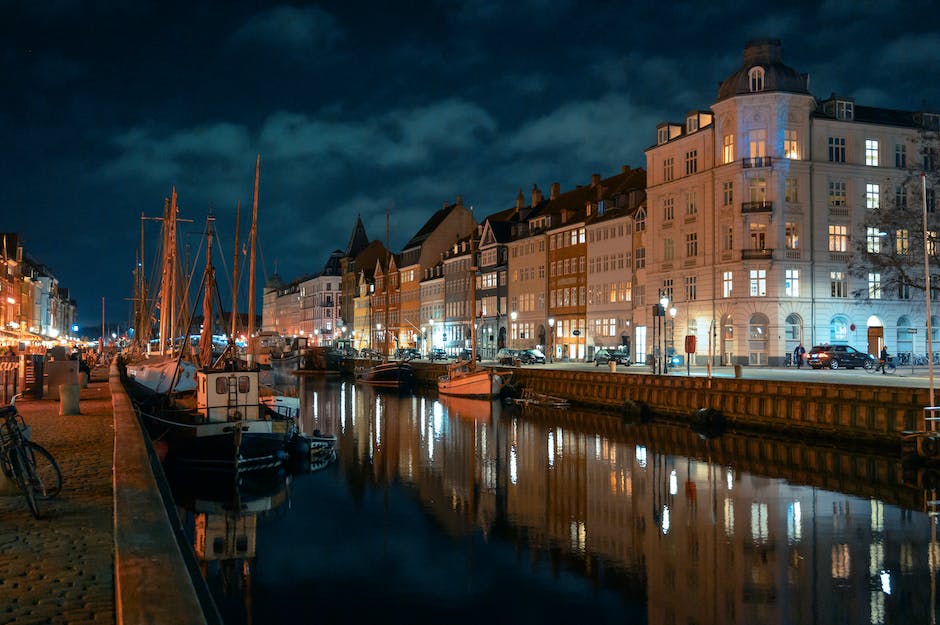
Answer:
top-left (866, 358), bottom-right (897, 375)
top-left (0, 393), bottom-right (62, 518)
top-left (783, 353), bottom-right (793, 367)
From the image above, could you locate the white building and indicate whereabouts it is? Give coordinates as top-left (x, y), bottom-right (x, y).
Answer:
top-left (645, 38), bottom-right (939, 366)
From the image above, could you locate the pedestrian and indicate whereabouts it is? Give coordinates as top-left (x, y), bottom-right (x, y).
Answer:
top-left (877, 345), bottom-right (889, 374)
top-left (793, 342), bottom-right (805, 368)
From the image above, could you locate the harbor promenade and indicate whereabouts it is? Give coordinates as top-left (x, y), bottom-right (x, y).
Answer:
top-left (0, 367), bottom-right (114, 624)
top-left (0, 364), bottom-right (208, 625)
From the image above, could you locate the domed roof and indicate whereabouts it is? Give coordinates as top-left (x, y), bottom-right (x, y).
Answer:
top-left (716, 39), bottom-right (810, 101)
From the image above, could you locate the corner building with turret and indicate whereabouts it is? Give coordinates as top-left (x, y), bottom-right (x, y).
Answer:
top-left (645, 38), bottom-right (939, 366)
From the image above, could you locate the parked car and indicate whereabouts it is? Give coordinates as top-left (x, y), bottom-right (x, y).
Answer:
top-left (359, 348), bottom-right (383, 359)
top-left (496, 348), bottom-right (521, 365)
top-left (594, 349), bottom-right (631, 366)
top-left (518, 348), bottom-right (546, 364)
top-left (806, 344), bottom-right (875, 370)
top-left (428, 348), bottom-right (448, 361)
top-left (458, 348), bottom-right (481, 362)
top-left (395, 348), bottom-right (420, 360)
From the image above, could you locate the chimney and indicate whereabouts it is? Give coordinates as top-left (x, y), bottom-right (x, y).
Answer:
top-left (622, 165), bottom-right (630, 174)
top-left (531, 184), bottom-right (543, 207)
top-left (550, 182), bottom-right (560, 199)
top-left (516, 189), bottom-right (524, 211)
top-left (456, 195), bottom-right (463, 208)
top-left (442, 201), bottom-right (448, 210)
top-left (591, 173), bottom-right (600, 187)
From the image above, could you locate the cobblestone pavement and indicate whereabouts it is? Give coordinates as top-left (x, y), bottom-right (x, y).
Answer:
top-left (0, 368), bottom-right (115, 624)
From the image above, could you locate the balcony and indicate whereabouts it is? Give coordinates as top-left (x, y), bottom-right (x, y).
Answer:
top-left (741, 248), bottom-right (773, 260)
top-left (741, 201), bottom-right (773, 213)
top-left (742, 156), bottom-right (773, 168)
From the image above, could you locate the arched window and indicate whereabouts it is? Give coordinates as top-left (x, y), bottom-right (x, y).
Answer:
top-left (830, 315), bottom-right (850, 344)
top-left (749, 67), bottom-right (765, 92)
top-left (897, 316), bottom-right (913, 357)
top-left (748, 313), bottom-right (769, 365)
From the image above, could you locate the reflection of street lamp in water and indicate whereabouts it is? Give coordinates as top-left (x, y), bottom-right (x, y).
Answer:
top-left (659, 294), bottom-right (669, 373)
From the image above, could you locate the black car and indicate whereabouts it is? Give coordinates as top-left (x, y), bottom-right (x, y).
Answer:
top-left (428, 348), bottom-right (448, 361)
top-left (458, 348), bottom-right (481, 362)
top-left (806, 344), bottom-right (875, 370)
top-left (395, 348), bottom-right (420, 360)
top-left (594, 349), bottom-right (631, 366)
top-left (518, 349), bottom-right (546, 364)
top-left (496, 348), bottom-right (521, 365)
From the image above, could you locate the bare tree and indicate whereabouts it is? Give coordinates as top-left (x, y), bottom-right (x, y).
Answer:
top-left (850, 118), bottom-right (939, 302)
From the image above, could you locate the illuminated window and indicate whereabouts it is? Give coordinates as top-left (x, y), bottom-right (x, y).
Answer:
top-left (749, 269), bottom-right (767, 297)
top-left (868, 272), bottom-right (882, 299)
top-left (785, 269), bottom-right (799, 297)
top-left (831, 271), bottom-right (847, 298)
top-left (723, 134), bottom-right (734, 164)
top-left (865, 139), bottom-right (879, 166)
top-left (784, 129), bottom-right (800, 159)
top-left (785, 222), bottom-right (799, 249)
top-left (866, 227), bottom-right (883, 253)
top-left (866, 183), bottom-right (880, 209)
top-left (896, 229), bottom-right (910, 255)
top-left (828, 225), bottom-right (848, 252)
top-left (723, 271), bottom-right (733, 297)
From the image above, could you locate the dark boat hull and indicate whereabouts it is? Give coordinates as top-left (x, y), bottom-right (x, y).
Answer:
top-left (354, 362), bottom-right (415, 388)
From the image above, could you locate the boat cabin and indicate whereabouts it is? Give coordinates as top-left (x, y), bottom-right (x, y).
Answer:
top-left (196, 368), bottom-right (263, 422)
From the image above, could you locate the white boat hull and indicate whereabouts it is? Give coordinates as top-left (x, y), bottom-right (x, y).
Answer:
top-left (126, 356), bottom-right (197, 393)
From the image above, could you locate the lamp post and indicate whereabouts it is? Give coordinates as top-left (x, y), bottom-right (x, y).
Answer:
top-left (375, 322), bottom-right (381, 356)
top-left (548, 317), bottom-right (555, 363)
top-left (669, 306), bottom-right (677, 373)
top-left (510, 311), bottom-right (517, 350)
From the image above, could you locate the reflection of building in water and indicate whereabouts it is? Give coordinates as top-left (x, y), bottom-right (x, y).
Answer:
top-left (299, 381), bottom-right (937, 624)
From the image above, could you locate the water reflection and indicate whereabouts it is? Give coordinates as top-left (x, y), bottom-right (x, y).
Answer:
top-left (174, 376), bottom-right (940, 624)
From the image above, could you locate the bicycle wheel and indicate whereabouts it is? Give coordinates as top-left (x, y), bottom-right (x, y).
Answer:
top-left (25, 442), bottom-right (62, 498)
top-left (10, 446), bottom-right (40, 519)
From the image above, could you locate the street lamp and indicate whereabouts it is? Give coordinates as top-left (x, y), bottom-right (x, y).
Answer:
top-left (510, 311), bottom-right (518, 349)
top-left (548, 317), bottom-right (555, 363)
top-left (659, 294), bottom-right (670, 374)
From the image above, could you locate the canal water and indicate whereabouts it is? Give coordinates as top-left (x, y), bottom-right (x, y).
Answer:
top-left (166, 376), bottom-right (939, 625)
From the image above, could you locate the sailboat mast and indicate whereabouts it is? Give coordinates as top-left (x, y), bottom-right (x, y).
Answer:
top-left (231, 200), bottom-right (241, 341)
top-left (247, 155), bottom-right (260, 365)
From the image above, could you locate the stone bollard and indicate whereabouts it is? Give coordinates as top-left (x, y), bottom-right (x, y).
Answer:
top-left (59, 383), bottom-right (81, 415)
top-left (80, 371), bottom-right (89, 388)
top-left (608, 360), bottom-right (617, 373)
top-left (733, 364), bottom-right (742, 378)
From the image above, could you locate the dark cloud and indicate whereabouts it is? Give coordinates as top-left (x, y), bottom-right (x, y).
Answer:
top-left (1, 0), bottom-right (938, 327)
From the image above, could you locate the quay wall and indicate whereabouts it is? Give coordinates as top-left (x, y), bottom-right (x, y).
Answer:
top-left (401, 363), bottom-right (926, 447)
top-left (110, 363), bottom-right (211, 625)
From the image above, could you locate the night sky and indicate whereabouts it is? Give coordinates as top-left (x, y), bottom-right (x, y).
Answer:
top-left (3, 0), bottom-right (939, 329)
